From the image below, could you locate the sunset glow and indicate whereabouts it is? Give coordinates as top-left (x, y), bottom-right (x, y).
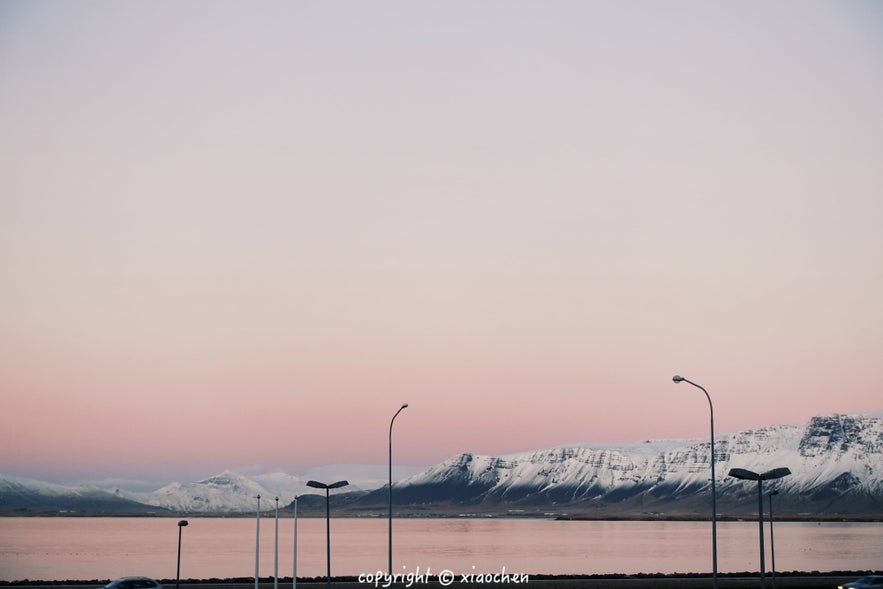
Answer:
top-left (1, 1), bottom-right (882, 483)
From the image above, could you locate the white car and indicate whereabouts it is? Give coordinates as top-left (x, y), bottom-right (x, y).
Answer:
top-left (104, 578), bottom-right (162, 589)
top-left (838, 576), bottom-right (883, 589)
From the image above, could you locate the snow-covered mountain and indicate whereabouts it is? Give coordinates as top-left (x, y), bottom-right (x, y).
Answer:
top-left (0, 474), bottom-right (164, 514)
top-left (0, 464), bottom-right (424, 514)
top-left (135, 470), bottom-right (280, 512)
top-left (383, 413), bottom-right (883, 515)
top-left (3, 413), bottom-right (882, 515)
top-left (116, 465), bottom-right (418, 512)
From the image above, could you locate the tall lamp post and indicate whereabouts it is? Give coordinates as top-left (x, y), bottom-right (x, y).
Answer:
top-left (767, 490), bottom-right (780, 589)
top-left (306, 480), bottom-right (350, 589)
top-left (672, 375), bottom-right (718, 589)
top-left (176, 520), bottom-right (188, 589)
top-left (728, 467), bottom-right (791, 589)
top-left (389, 403), bottom-right (409, 574)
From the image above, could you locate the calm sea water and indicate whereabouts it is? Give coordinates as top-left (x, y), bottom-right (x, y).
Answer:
top-left (0, 518), bottom-right (881, 582)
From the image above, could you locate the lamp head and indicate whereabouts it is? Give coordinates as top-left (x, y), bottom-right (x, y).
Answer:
top-left (306, 480), bottom-right (325, 489)
top-left (761, 467), bottom-right (792, 480)
top-left (728, 467), bottom-right (761, 480)
top-left (672, 375), bottom-right (684, 383)
top-left (328, 480), bottom-right (349, 489)
top-left (178, 520), bottom-right (188, 527)
top-left (401, 403), bottom-right (409, 409)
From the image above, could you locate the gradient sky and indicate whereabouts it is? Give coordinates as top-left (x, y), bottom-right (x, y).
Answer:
top-left (1, 1), bottom-right (882, 483)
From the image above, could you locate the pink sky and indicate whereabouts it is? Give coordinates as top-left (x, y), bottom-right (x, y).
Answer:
top-left (1, 1), bottom-right (882, 482)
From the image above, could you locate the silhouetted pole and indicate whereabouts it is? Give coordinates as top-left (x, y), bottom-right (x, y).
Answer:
top-left (307, 480), bottom-right (349, 589)
top-left (768, 491), bottom-right (780, 589)
top-left (758, 478), bottom-right (766, 589)
top-left (255, 494), bottom-right (261, 589)
top-left (673, 375), bottom-right (718, 589)
top-left (292, 496), bottom-right (298, 589)
top-left (274, 497), bottom-right (279, 589)
top-left (729, 467), bottom-right (791, 589)
top-left (389, 403), bottom-right (408, 574)
top-left (324, 489), bottom-right (330, 587)
top-left (176, 520), bottom-right (188, 589)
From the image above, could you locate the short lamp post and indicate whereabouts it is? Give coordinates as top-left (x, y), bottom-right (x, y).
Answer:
top-left (255, 495), bottom-right (261, 589)
top-left (292, 495), bottom-right (298, 589)
top-left (306, 480), bottom-right (349, 589)
top-left (672, 375), bottom-right (718, 589)
top-left (274, 497), bottom-right (279, 589)
top-left (176, 519), bottom-right (188, 589)
top-left (728, 467), bottom-right (791, 589)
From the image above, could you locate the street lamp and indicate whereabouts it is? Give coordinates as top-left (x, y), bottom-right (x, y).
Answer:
top-left (176, 520), bottom-right (188, 589)
top-left (672, 375), bottom-right (718, 589)
top-left (767, 490), bottom-right (780, 589)
top-left (728, 467), bottom-right (791, 589)
top-left (389, 403), bottom-right (409, 574)
top-left (306, 479), bottom-right (349, 589)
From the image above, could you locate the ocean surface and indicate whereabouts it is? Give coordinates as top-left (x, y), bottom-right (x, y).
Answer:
top-left (1, 517), bottom-right (881, 582)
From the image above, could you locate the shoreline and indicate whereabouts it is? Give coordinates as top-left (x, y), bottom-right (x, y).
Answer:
top-left (3, 573), bottom-right (883, 589)
top-left (3, 513), bottom-right (883, 523)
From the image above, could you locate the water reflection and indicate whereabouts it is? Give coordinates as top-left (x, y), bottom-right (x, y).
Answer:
top-left (0, 518), bottom-right (880, 581)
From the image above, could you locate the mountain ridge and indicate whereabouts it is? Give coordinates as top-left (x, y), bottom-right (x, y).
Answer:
top-left (3, 412), bottom-right (882, 516)
top-left (352, 413), bottom-right (883, 517)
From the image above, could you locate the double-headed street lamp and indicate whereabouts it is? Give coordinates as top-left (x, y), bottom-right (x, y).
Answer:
top-left (176, 520), bottom-right (188, 589)
top-left (389, 403), bottom-right (409, 575)
top-left (672, 375), bottom-right (718, 589)
top-left (306, 479), bottom-right (349, 589)
top-left (728, 467), bottom-right (791, 589)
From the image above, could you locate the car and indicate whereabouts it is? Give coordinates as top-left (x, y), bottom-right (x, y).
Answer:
top-left (838, 576), bottom-right (883, 589)
top-left (104, 578), bottom-right (162, 589)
